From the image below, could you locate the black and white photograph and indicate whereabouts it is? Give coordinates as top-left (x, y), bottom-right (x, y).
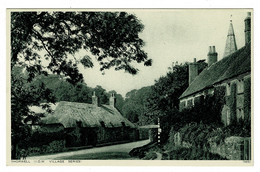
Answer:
top-left (6, 8), bottom-right (253, 165)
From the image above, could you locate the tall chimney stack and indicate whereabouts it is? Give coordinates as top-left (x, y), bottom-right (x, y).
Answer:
top-left (109, 93), bottom-right (115, 107)
top-left (92, 91), bottom-right (99, 106)
top-left (207, 46), bottom-right (218, 67)
top-left (189, 58), bottom-right (198, 85)
top-left (244, 12), bottom-right (251, 45)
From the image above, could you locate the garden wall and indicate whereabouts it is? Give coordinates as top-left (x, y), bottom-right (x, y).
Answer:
top-left (208, 136), bottom-right (251, 160)
top-left (172, 131), bottom-right (251, 160)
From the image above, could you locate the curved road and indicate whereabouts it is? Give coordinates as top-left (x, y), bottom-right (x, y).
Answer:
top-left (27, 140), bottom-right (150, 160)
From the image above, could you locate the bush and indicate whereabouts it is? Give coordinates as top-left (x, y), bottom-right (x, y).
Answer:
top-left (159, 87), bottom-right (226, 144)
top-left (166, 147), bottom-right (226, 160)
top-left (46, 140), bottom-right (65, 153)
top-left (27, 140), bottom-right (65, 156)
top-left (28, 129), bottom-right (65, 148)
top-left (143, 152), bottom-right (157, 160)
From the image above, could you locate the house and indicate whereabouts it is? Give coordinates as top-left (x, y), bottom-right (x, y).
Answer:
top-left (30, 93), bottom-right (138, 147)
top-left (179, 12), bottom-right (251, 126)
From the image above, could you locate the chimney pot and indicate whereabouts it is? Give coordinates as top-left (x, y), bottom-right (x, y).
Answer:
top-left (92, 91), bottom-right (99, 106)
top-left (189, 60), bottom-right (198, 85)
top-left (109, 93), bottom-right (116, 107)
top-left (207, 46), bottom-right (218, 67)
top-left (212, 46), bottom-right (216, 53)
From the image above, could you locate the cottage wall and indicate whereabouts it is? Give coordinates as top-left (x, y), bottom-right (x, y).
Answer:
top-left (179, 74), bottom-right (251, 126)
top-left (65, 126), bottom-right (138, 147)
top-left (221, 74), bottom-right (251, 126)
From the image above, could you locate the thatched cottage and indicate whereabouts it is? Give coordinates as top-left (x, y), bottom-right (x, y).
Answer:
top-left (31, 93), bottom-right (138, 147)
top-left (179, 12), bottom-right (251, 126)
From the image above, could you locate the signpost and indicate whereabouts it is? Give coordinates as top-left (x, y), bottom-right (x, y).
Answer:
top-left (158, 118), bottom-right (162, 145)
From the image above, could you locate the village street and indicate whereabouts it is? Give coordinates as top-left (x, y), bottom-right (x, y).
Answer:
top-left (27, 139), bottom-right (150, 160)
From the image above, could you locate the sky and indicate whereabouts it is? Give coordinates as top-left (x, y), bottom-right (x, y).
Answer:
top-left (78, 9), bottom-right (250, 97)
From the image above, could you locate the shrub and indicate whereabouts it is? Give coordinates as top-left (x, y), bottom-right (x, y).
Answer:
top-left (46, 140), bottom-right (65, 153)
top-left (167, 147), bottom-right (226, 160)
top-left (27, 140), bottom-right (65, 156)
top-left (143, 152), bottom-right (157, 160)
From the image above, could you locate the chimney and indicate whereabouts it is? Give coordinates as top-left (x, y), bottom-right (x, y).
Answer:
top-left (207, 46), bottom-right (218, 66)
top-left (92, 91), bottom-right (99, 106)
top-left (244, 12), bottom-right (251, 45)
top-left (109, 93), bottom-right (115, 107)
top-left (189, 58), bottom-right (198, 85)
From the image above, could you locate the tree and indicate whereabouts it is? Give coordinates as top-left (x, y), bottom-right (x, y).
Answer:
top-left (10, 11), bottom-right (151, 159)
top-left (11, 67), bottom-right (56, 159)
top-left (122, 86), bottom-right (152, 124)
top-left (11, 12), bottom-right (152, 82)
top-left (144, 61), bottom-right (207, 124)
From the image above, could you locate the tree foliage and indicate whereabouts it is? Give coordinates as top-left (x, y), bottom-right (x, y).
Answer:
top-left (143, 61), bottom-right (207, 124)
top-left (122, 86), bottom-right (152, 124)
top-left (11, 67), bottom-right (56, 159)
top-left (11, 12), bottom-right (152, 83)
top-left (10, 11), bottom-right (151, 159)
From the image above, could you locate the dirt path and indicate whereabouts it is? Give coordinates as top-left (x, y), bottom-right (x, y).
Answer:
top-left (27, 140), bottom-right (150, 160)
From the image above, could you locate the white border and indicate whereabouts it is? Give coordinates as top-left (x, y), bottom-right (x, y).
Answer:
top-left (1, 0), bottom-right (259, 172)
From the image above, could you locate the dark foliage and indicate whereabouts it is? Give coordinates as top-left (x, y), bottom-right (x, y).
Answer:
top-left (122, 86), bottom-right (152, 124)
top-left (159, 86), bottom-right (226, 144)
top-left (164, 147), bottom-right (226, 160)
top-left (11, 11), bottom-right (151, 159)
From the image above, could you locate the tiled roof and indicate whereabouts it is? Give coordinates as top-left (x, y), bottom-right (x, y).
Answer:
top-left (180, 44), bottom-right (251, 99)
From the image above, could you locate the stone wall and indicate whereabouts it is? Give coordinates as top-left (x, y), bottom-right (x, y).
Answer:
top-left (208, 136), bottom-right (251, 160)
top-left (172, 131), bottom-right (251, 160)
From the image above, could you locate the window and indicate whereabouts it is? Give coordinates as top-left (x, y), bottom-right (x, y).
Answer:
top-left (226, 83), bottom-right (231, 96)
top-left (192, 98), bottom-right (195, 106)
top-left (237, 79), bottom-right (244, 94)
top-left (226, 109), bottom-right (231, 126)
top-left (237, 108), bottom-right (244, 121)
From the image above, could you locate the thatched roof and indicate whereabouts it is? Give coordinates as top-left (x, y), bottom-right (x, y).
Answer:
top-left (40, 101), bottom-right (136, 128)
top-left (139, 125), bottom-right (159, 129)
top-left (180, 44), bottom-right (251, 99)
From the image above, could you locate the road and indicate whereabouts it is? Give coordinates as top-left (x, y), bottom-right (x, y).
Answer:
top-left (27, 139), bottom-right (150, 160)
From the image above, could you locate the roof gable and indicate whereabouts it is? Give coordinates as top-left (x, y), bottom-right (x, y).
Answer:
top-left (180, 44), bottom-right (251, 99)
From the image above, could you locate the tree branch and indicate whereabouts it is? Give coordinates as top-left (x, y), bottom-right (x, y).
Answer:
top-left (31, 29), bottom-right (55, 60)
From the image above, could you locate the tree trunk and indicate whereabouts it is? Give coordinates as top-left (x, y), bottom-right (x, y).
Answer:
top-left (11, 143), bottom-right (18, 160)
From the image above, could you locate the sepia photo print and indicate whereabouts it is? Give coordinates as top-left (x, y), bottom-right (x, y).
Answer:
top-left (7, 9), bottom-right (253, 165)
